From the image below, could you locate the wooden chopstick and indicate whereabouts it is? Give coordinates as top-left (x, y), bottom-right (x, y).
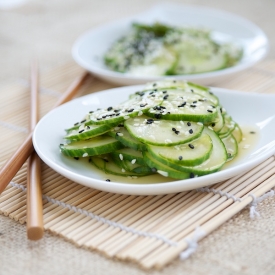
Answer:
top-left (0, 71), bottom-right (90, 195)
top-left (26, 60), bottom-right (43, 240)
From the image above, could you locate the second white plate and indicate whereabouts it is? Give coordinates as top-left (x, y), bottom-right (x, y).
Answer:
top-left (72, 3), bottom-right (269, 85)
top-left (33, 85), bottom-right (275, 195)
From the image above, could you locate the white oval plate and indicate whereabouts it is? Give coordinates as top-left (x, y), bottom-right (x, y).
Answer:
top-left (33, 85), bottom-right (275, 195)
top-left (72, 3), bottom-right (269, 86)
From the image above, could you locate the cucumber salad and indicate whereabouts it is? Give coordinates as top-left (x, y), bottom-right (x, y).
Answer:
top-left (59, 80), bottom-right (243, 181)
top-left (104, 22), bottom-right (243, 76)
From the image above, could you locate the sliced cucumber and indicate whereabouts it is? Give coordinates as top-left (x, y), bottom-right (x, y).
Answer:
top-left (143, 151), bottom-right (191, 179)
top-left (124, 115), bottom-right (203, 146)
top-left (108, 125), bottom-right (147, 151)
top-left (88, 91), bottom-right (164, 125)
top-left (60, 136), bottom-right (124, 157)
top-left (111, 154), bottom-right (152, 175)
top-left (110, 148), bottom-right (147, 166)
top-left (231, 124), bottom-right (242, 143)
top-left (144, 89), bottom-right (218, 123)
top-left (205, 105), bottom-right (224, 133)
top-left (218, 114), bottom-right (236, 138)
top-left (147, 132), bottom-right (213, 166)
top-left (64, 123), bottom-right (113, 141)
top-left (222, 134), bottom-right (238, 161)
top-left (90, 155), bottom-right (150, 177)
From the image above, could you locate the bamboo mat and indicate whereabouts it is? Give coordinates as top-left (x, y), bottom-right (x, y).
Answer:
top-left (1, 61), bottom-right (275, 269)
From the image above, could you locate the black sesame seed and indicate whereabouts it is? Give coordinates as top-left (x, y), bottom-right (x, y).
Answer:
top-left (118, 124), bottom-right (124, 127)
top-left (178, 102), bottom-right (186, 108)
top-left (74, 122), bottom-right (79, 126)
top-left (87, 126), bottom-right (90, 129)
top-left (153, 89), bottom-right (158, 92)
top-left (116, 113), bottom-right (120, 116)
top-left (187, 122), bottom-right (191, 126)
top-left (153, 83), bottom-right (157, 87)
top-left (106, 179), bottom-right (111, 182)
top-left (207, 110), bottom-right (213, 113)
top-left (151, 167), bottom-right (157, 172)
top-left (89, 111), bottom-right (94, 114)
top-left (79, 129), bottom-right (84, 133)
top-left (228, 153), bottom-right (232, 158)
top-left (128, 108), bottom-right (134, 113)
top-left (211, 123), bottom-right (216, 127)
top-left (189, 144), bottom-right (195, 149)
top-left (220, 107), bottom-right (223, 113)
top-left (189, 129), bottom-right (193, 134)
top-left (191, 89), bottom-right (194, 93)
top-left (103, 159), bottom-right (109, 162)
top-left (175, 130), bottom-right (180, 135)
top-left (172, 127), bottom-right (176, 131)
top-left (198, 99), bottom-right (204, 102)
top-left (250, 131), bottom-right (256, 134)
top-left (162, 90), bottom-right (167, 93)
top-left (140, 103), bottom-right (147, 107)
top-left (190, 104), bottom-right (196, 108)
top-left (97, 118), bottom-right (102, 121)
top-left (114, 109), bottom-right (120, 113)
top-left (155, 114), bottom-right (162, 119)
top-left (149, 91), bottom-right (154, 95)
top-left (60, 143), bottom-right (64, 146)
top-left (209, 91), bottom-right (214, 95)
top-left (178, 156), bottom-right (183, 160)
top-left (81, 119), bottom-right (86, 123)
top-left (160, 106), bottom-right (166, 109)
top-left (193, 101), bottom-right (197, 104)
top-left (107, 107), bottom-right (113, 111)
top-left (190, 173), bottom-right (195, 178)
top-left (211, 105), bottom-right (216, 108)
top-left (74, 157), bottom-right (79, 160)
top-left (163, 95), bottom-right (169, 100)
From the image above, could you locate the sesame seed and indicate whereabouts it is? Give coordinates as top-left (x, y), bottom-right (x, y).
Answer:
top-left (207, 110), bottom-right (213, 113)
top-left (172, 127), bottom-right (176, 131)
top-left (127, 108), bottom-right (134, 113)
top-left (187, 122), bottom-right (191, 126)
top-left (107, 107), bottom-right (113, 111)
top-left (250, 131), bottom-right (256, 134)
top-left (79, 129), bottom-right (84, 133)
top-left (157, 170), bottom-right (168, 177)
top-left (74, 122), bottom-right (79, 126)
top-left (178, 156), bottom-right (183, 160)
top-left (131, 159), bottom-right (136, 164)
top-left (81, 119), bottom-right (86, 123)
top-left (119, 154), bottom-right (123, 160)
top-left (74, 157), bottom-right (79, 160)
top-left (211, 123), bottom-right (216, 127)
top-left (190, 104), bottom-right (196, 108)
top-left (190, 173), bottom-right (195, 178)
top-left (106, 179), bottom-right (111, 182)
top-left (175, 130), bottom-right (180, 135)
top-left (82, 153), bottom-right (88, 157)
top-left (121, 169), bottom-right (126, 173)
top-left (189, 144), bottom-right (195, 149)
top-left (151, 167), bottom-right (157, 172)
top-left (189, 129), bottom-right (193, 134)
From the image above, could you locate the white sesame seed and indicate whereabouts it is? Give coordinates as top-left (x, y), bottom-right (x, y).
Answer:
top-left (131, 159), bottom-right (136, 164)
top-left (208, 126), bottom-right (213, 131)
top-left (119, 154), bottom-right (123, 160)
top-left (197, 122), bottom-right (203, 126)
top-left (82, 153), bottom-right (88, 157)
top-left (114, 127), bottom-right (120, 131)
top-left (121, 168), bottom-right (126, 173)
top-left (124, 116), bottom-right (130, 120)
top-left (117, 133), bottom-right (123, 136)
top-left (138, 111), bottom-right (143, 116)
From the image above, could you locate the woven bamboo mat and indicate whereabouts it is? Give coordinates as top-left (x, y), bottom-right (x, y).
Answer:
top-left (1, 61), bottom-right (275, 270)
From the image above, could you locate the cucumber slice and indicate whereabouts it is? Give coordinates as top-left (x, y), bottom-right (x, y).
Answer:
top-left (90, 155), bottom-right (150, 177)
top-left (147, 132), bottom-right (213, 166)
top-left (124, 115), bottom-right (203, 146)
top-left (110, 148), bottom-right (147, 166)
top-left (64, 123), bottom-right (113, 141)
top-left (108, 125), bottom-right (146, 151)
top-left (222, 134), bottom-right (238, 161)
top-left (218, 115), bottom-right (236, 138)
top-left (144, 89), bottom-right (218, 123)
top-left (143, 80), bottom-right (218, 105)
top-left (88, 91), bottom-right (164, 125)
top-left (178, 127), bottom-right (227, 175)
top-left (60, 136), bottom-right (124, 157)
top-left (111, 154), bottom-right (152, 175)
top-left (143, 151), bottom-right (191, 179)
top-left (231, 124), bottom-right (243, 143)
top-left (205, 105), bottom-right (224, 133)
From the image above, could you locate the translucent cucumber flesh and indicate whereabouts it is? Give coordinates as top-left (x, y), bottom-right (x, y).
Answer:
top-left (125, 115), bottom-right (203, 146)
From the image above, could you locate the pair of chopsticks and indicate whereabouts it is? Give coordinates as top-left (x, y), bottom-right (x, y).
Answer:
top-left (0, 62), bottom-right (89, 240)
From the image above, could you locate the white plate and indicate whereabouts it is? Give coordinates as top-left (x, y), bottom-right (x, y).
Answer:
top-left (33, 85), bottom-right (275, 195)
top-left (72, 3), bottom-right (269, 86)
